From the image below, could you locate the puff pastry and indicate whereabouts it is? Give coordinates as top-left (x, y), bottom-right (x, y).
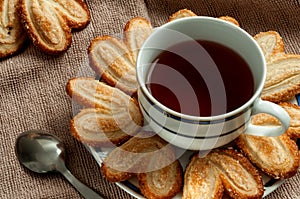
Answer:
top-left (66, 77), bottom-right (140, 111)
top-left (66, 77), bottom-right (143, 145)
top-left (101, 132), bottom-right (183, 199)
top-left (254, 31), bottom-right (300, 102)
top-left (70, 108), bottom-right (141, 147)
top-left (254, 31), bottom-right (285, 61)
top-left (168, 9), bottom-right (197, 21)
top-left (237, 102), bottom-right (300, 179)
top-left (218, 16), bottom-right (240, 27)
top-left (262, 54), bottom-right (300, 102)
top-left (183, 149), bottom-right (264, 199)
top-left (168, 9), bottom-right (239, 28)
top-left (0, 0), bottom-right (27, 58)
top-left (280, 102), bottom-right (300, 139)
top-left (124, 17), bottom-right (153, 63)
top-left (236, 133), bottom-right (299, 179)
top-left (88, 36), bottom-right (138, 94)
top-left (88, 17), bottom-right (152, 94)
top-left (101, 131), bottom-right (177, 180)
top-left (19, 0), bottom-right (90, 54)
top-left (137, 160), bottom-right (183, 199)
top-left (251, 102), bottom-right (300, 139)
top-left (183, 154), bottom-right (223, 199)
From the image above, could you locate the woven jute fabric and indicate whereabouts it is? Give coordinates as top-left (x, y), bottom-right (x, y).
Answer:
top-left (1, 0), bottom-right (299, 198)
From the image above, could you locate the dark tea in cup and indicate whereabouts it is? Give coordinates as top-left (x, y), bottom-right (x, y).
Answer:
top-left (137, 16), bottom-right (290, 150)
top-left (146, 40), bottom-right (254, 117)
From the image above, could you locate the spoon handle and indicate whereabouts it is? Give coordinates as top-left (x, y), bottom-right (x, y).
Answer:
top-left (57, 163), bottom-right (104, 199)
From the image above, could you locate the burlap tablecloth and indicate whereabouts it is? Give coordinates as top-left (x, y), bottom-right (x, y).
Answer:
top-left (1, 0), bottom-right (299, 198)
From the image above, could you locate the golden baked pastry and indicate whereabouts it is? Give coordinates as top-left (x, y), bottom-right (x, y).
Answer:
top-left (237, 102), bottom-right (300, 179)
top-left (236, 133), bottom-right (299, 179)
top-left (254, 31), bottom-right (285, 62)
top-left (88, 17), bottom-right (152, 94)
top-left (101, 161), bottom-right (134, 183)
top-left (137, 160), bottom-right (183, 199)
top-left (251, 102), bottom-right (300, 139)
top-left (88, 36), bottom-right (137, 94)
top-left (19, 0), bottom-right (90, 54)
top-left (66, 77), bottom-right (141, 111)
top-left (101, 131), bottom-right (183, 199)
top-left (218, 16), bottom-right (240, 27)
top-left (168, 9), bottom-right (239, 28)
top-left (101, 131), bottom-right (178, 181)
top-left (70, 108), bottom-right (142, 147)
top-left (183, 149), bottom-right (264, 199)
top-left (66, 77), bottom-right (143, 146)
top-left (124, 17), bottom-right (153, 63)
top-left (0, 0), bottom-right (27, 58)
top-left (262, 54), bottom-right (300, 102)
top-left (254, 31), bottom-right (300, 102)
top-left (279, 102), bottom-right (300, 139)
top-left (101, 132), bottom-right (176, 182)
top-left (168, 9), bottom-right (197, 21)
top-left (183, 154), bottom-right (223, 199)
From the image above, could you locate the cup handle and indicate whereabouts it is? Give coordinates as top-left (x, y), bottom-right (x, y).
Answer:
top-left (244, 98), bottom-right (290, 136)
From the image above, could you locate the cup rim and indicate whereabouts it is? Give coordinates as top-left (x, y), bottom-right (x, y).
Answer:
top-left (136, 16), bottom-right (266, 121)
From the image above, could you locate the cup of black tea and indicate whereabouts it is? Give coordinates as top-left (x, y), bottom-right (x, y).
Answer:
top-left (136, 16), bottom-right (290, 150)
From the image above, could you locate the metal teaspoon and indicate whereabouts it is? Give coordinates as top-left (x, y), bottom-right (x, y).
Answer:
top-left (15, 130), bottom-right (103, 199)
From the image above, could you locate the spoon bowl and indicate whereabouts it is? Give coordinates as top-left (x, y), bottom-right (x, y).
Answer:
top-left (16, 130), bottom-right (65, 173)
top-left (15, 130), bottom-right (103, 199)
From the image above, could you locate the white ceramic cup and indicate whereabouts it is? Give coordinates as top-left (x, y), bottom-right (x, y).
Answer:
top-left (136, 16), bottom-right (290, 150)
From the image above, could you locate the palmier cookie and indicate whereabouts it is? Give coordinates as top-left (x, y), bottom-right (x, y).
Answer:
top-left (70, 108), bottom-right (141, 147)
top-left (102, 131), bottom-right (182, 198)
top-left (66, 77), bottom-right (143, 145)
top-left (102, 132), bottom-right (175, 179)
top-left (89, 17), bottom-right (152, 94)
top-left (19, 0), bottom-right (90, 54)
top-left (124, 17), bottom-right (153, 63)
top-left (66, 77), bottom-right (141, 111)
top-left (0, 0), bottom-right (27, 58)
top-left (183, 149), bottom-right (264, 199)
top-left (218, 16), bottom-right (240, 27)
top-left (254, 31), bottom-right (285, 62)
top-left (168, 9), bottom-right (197, 21)
top-left (137, 160), bottom-right (183, 199)
top-left (254, 31), bottom-right (300, 102)
top-left (236, 133), bottom-right (299, 179)
top-left (237, 103), bottom-right (300, 179)
top-left (251, 102), bottom-right (300, 139)
top-left (261, 53), bottom-right (300, 102)
top-left (168, 9), bottom-right (239, 28)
